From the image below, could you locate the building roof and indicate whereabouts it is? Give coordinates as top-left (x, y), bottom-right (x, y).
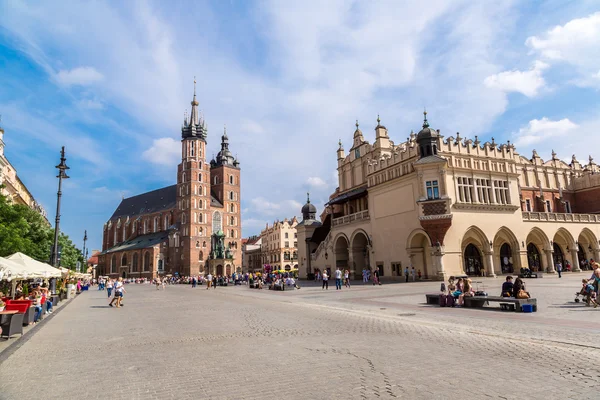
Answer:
top-left (414, 155), bottom-right (447, 165)
top-left (87, 250), bottom-right (100, 265)
top-left (210, 193), bottom-right (223, 208)
top-left (326, 185), bottom-right (367, 206)
top-left (110, 185), bottom-right (177, 220)
top-left (311, 214), bottom-right (331, 244)
top-left (101, 231), bottom-right (170, 255)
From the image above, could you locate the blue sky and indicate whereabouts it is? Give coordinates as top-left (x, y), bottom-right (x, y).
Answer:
top-left (1, 1), bottom-right (600, 252)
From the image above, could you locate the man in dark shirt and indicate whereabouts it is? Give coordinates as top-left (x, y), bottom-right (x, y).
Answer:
top-left (501, 276), bottom-right (514, 297)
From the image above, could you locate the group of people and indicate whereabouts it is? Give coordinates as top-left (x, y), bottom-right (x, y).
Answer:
top-left (4, 283), bottom-right (54, 322)
top-left (318, 267), bottom-right (351, 290)
top-left (442, 277), bottom-right (476, 307)
top-left (97, 277), bottom-right (126, 308)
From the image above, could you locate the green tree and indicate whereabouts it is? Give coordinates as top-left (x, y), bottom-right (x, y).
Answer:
top-left (0, 188), bottom-right (83, 269)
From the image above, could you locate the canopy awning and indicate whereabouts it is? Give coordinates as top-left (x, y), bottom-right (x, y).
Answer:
top-left (0, 256), bottom-right (36, 281)
top-left (7, 252), bottom-right (62, 278)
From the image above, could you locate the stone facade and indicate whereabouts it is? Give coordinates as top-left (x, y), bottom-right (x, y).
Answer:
top-left (97, 84), bottom-right (242, 279)
top-left (242, 236), bottom-right (262, 273)
top-left (259, 217), bottom-right (299, 271)
top-left (297, 114), bottom-right (600, 281)
top-left (0, 123), bottom-right (48, 222)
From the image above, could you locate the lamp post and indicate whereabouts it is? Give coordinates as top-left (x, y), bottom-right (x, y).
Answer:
top-left (51, 147), bottom-right (70, 267)
top-left (82, 230), bottom-right (88, 272)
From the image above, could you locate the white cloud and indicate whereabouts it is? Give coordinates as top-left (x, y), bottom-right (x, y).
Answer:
top-left (240, 120), bottom-right (265, 135)
top-left (78, 99), bottom-right (104, 110)
top-left (526, 12), bottom-right (600, 87)
top-left (484, 61), bottom-right (548, 97)
top-left (513, 117), bottom-right (579, 147)
top-left (306, 176), bottom-right (327, 188)
top-left (142, 137), bottom-right (180, 166)
top-left (55, 66), bottom-right (104, 86)
top-left (249, 197), bottom-right (302, 219)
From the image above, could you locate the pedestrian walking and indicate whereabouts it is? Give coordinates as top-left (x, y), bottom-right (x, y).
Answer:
top-left (404, 267), bottom-right (409, 283)
top-left (335, 267), bottom-right (342, 290)
top-left (206, 273), bottom-right (212, 289)
top-left (322, 270), bottom-right (329, 290)
top-left (344, 269), bottom-right (351, 288)
top-left (411, 267), bottom-right (416, 282)
top-left (373, 268), bottom-right (380, 285)
top-left (107, 279), bottom-right (113, 298)
top-left (556, 262), bottom-right (563, 278)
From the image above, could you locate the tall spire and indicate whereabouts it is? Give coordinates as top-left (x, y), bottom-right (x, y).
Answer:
top-left (189, 77), bottom-right (199, 126)
top-left (422, 108), bottom-right (429, 128)
top-left (306, 192), bottom-right (310, 203)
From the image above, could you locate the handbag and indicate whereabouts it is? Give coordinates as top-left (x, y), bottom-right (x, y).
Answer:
top-left (516, 290), bottom-right (529, 299)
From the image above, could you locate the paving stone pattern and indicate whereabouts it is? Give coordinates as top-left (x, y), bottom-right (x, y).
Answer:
top-left (1, 274), bottom-right (599, 400)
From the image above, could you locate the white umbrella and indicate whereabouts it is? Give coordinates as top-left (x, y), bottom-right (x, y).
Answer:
top-left (7, 252), bottom-right (62, 278)
top-left (0, 256), bottom-right (32, 281)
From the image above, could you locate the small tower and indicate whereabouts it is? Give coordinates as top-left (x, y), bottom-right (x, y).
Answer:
top-left (416, 110), bottom-right (440, 158)
top-left (210, 126), bottom-right (242, 274)
top-left (337, 139), bottom-right (345, 165)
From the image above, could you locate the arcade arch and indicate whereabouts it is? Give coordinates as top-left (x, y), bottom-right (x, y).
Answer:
top-left (460, 226), bottom-right (490, 276)
top-left (492, 227), bottom-right (520, 274)
top-left (407, 230), bottom-right (431, 279)
top-left (525, 228), bottom-right (549, 272)
top-left (350, 230), bottom-right (369, 280)
top-left (333, 234), bottom-right (349, 275)
top-left (553, 228), bottom-right (576, 269)
top-left (578, 228), bottom-right (599, 266)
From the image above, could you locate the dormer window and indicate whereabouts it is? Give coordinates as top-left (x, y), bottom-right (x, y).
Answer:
top-left (426, 180), bottom-right (440, 200)
top-left (355, 148), bottom-right (360, 159)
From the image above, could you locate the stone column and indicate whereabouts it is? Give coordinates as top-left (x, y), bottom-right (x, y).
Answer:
top-left (570, 249), bottom-right (581, 272)
top-left (484, 252), bottom-right (496, 277)
top-left (347, 247), bottom-right (355, 278)
top-left (544, 249), bottom-right (555, 273)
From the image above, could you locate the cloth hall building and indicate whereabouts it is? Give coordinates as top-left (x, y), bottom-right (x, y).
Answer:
top-left (297, 113), bottom-right (600, 281)
top-left (97, 84), bottom-right (242, 279)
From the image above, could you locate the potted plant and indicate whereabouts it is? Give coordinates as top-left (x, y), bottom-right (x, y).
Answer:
top-left (22, 283), bottom-right (30, 298)
top-left (0, 299), bottom-right (5, 312)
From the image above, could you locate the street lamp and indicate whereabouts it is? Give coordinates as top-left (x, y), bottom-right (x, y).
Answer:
top-left (82, 230), bottom-right (88, 272)
top-left (51, 146), bottom-right (70, 267)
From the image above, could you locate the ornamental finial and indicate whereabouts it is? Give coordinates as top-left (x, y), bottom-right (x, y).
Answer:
top-left (423, 108), bottom-right (429, 128)
top-left (306, 192), bottom-right (310, 203)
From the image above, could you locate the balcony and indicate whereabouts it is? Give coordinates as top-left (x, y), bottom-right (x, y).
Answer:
top-left (332, 210), bottom-right (370, 227)
top-left (522, 212), bottom-right (600, 224)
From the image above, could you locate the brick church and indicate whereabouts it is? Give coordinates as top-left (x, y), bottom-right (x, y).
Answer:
top-left (97, 83), bottom-right (242, 279)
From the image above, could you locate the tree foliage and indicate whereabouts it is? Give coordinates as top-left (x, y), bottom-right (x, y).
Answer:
top-left (0, 190), bottom-right (83, 269)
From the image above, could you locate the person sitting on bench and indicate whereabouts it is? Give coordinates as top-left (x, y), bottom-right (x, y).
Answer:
top-left (502, 276), bottom-right (514, 297)
top-left (513, 277), bottom-right (530, 299)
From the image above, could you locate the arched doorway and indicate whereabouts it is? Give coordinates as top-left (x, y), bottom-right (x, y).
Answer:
top-left (493, 227), bottom-right (519, 275)
top-left (526, 228), bottom-right (550, 272)
top-left (463, 244), bottom-right (483, 276)
top-left (407, 231), bottom-right (430, 279)
top-left (216, 264), bottom-right (223, 276)
top-left (351, 231), bottom-right (369, 280)
top-left (578, 243), bottom-right (586, 266)
top-left (333, 234), bottom-right (349, 276)
top-left (553, 243), bottom-right (564, 266)
top-left (578, 228), bottom-right (598, 269)
top-left (225, 264), bottom-right (231, 276)
top-left (122, 270), bottom-right (127, 279)
top-left (527, 243), bottom-right (541, 271)
top-left (499, 243), bottom-right (513, 274)
top-left (461, 226), bottom-right (490, 276)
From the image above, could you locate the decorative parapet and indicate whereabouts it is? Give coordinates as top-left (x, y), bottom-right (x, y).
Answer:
top-left (453, 203), bottom-right (520, 212)
top-left (332, 210), bottom-right (370, 227)
top-left (522, 212), bottom-right (600, 223)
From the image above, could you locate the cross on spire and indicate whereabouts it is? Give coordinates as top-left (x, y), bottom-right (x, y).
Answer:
top-left (422, 108), bottom-right (429, 128)
top-left (306, 192), bottom-right (311, 203)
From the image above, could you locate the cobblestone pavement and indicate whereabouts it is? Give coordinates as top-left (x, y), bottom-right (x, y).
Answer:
top-left (1, 273), bottom-right (599, 400)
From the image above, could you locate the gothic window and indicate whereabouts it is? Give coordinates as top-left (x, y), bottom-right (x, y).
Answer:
top-left (122, 225), bottom-right (126, 241)
top-left (143, 252), bottom-right (151, 272)
top-left (229, 191), bottom-right (234, 200)
top-left (143, 219), bottom-right (148, 234)
top-left (198, 173), bottom-right (202, 182)
top-left (214, 176), bottom-right (218, 185)
top-left (182, 172), bottom-right (186, 183)
top-left (230, 216), bottom-right (235, 225)
top-left (164, 215), bottom-right (169, 229)
top-left (113, 227), bottom-right (117, 245)
top-left (196, 241), bottom-right (200, 248)
top-left (199, 227), bottom-right (203, 236)
top-left (199, 199), bottom-right (203, 209)
top-left (121, 254), bottom-right (127, 267)
top-left (213, 211), bottom-right (222, 232)
top-left (154, 217), bottom-right (159, 232)
top-left (231, 229), bottom-right (235, 238)
top-left (199, 251), bottom-right (204, 260)
top-left (132, 253), bottom-right (139, 272)
top-left (230, 204), bottom-right (235, 212)
top-left (355, 148), bottom-right (360, 159)
top-left (202, 241), bottom-right (206, 248)
top-left (190, 141), bottom-right (195, 157)
top-left (111, 255), bottom-right (117, 273)
top-left (229, 175), bottom-right (233, 184)
top-left (181, 213), bottom-right (186, 224)
top-left (198, 213), bottom-right (203, 223)
top-left (133, 221), bottom-right (137, 233)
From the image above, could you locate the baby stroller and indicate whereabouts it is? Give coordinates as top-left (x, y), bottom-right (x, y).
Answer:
top-left (575, 281), bottom-right (598, 306)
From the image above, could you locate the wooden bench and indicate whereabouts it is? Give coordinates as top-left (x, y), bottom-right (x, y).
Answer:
top-left (464, 296), bottom-right (537, 312)
top-left (425, 294), bottom-right (441, 304)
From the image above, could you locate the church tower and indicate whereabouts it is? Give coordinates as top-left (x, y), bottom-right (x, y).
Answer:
top-left (176, 80), bottom-right (211, 276)
top-left (210, 128), bottom-right (241, 274)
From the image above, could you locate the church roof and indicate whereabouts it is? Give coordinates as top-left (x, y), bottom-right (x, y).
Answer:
top-left (210, 193), bottom-right (223, 208)
top-left (110, 185), bottom-right (177, 221)
top-left (101, 231), bottom-right (170, 255)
